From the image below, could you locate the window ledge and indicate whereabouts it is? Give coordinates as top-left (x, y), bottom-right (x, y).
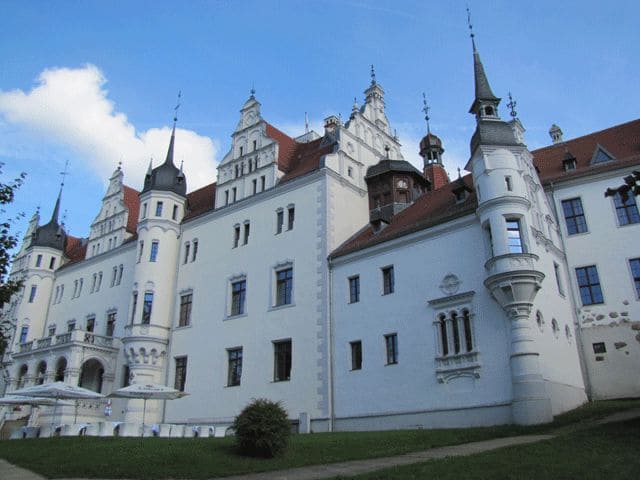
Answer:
top-left (385, 361), bottom-right (398, 366)
top-left (173, 324), bottom-right (193, 331)
top-left (268, 303), bottom-right (295, 312)
top-left (225, 313), bottom-right (248, 321)
top-left (435, 351), bottom-right (481, 383)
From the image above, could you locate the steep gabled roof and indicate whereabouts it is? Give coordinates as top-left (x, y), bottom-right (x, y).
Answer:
top-left (533, 119), bottom-right (640, 184)
top-left (266, 123), bottom-right (298, 172)
top-left (123, 185), bottom-right (140, 234)
top-left (280, 137), bottom-right (337, 183)
top-left (184, 182), bottom-right (217, 221)
top-left (331, 175), bottom-right (477, 259)
top-left (63, 235), bottom-right (87, 265)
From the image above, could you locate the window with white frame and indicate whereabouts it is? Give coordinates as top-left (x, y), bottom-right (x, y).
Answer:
top-left (275, 267), bottom-right (293, 306)
top-left (150, 240), bottom-right (159, 262)
top-left (506, 218), bottom-right (524, 253)
top-left (192, 239), bottom-right (198, 262)
top-left (287, 205), bottom-right (295, 230)
top-left (178, 292), bottom-right (193, 327)
top-left (184, 242), bottom-right (190, 264)
top-left (230, 279), bottom-right (247, 316)
top-left (227, 347), bottom-right (243, 386)
top-left (629, 258), bottom-right (640, 298)
top-left (276, 209), bottom-right (284, 234)
top-left (384, 333), bottom-right (398, 365)
top-left (613, 192), bottom-right (640, 226)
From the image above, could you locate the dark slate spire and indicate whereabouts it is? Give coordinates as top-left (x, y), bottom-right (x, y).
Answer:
top-left (32, 184), bottom-right (66, 251)
top-left (467, 7), bottom-right (500, 117)
top-left (141, 93), bottom-right (187, 197)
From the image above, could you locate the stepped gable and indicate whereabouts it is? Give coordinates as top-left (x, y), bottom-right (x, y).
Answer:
top-left (123, 185), bottom-right (140, 233)
top-left (331, 174), bottom-right (476, 259)
top-left (533, 119), bottom-right (640, 184)
top-left (184, 182), bottom-right (217, 221)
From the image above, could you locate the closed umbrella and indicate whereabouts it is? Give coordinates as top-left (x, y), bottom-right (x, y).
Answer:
top-left (109, 383), bottom-right (188, 436)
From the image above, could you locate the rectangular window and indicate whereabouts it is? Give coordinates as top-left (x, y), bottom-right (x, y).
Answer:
top-left (506, 219), bottom-right (524, 253)
top-left (562, 198), bottom-right (588, 235)
top-left (179, 293), bottom-right (192, 327)
top-left (36, 254), bottom-right (42, 267)
top-left (142, 293), bottom-right (153, 324)
top-left (150, 240), bottom-right (159, 262)
top-left (261, 175), bottom-right (265, 191)
top-left (106, 312), bottom-right (116, 337)
top-left (49, 257), bottom-right (56, 269)
top-left (273, 340), bottom-right (292, 382)
top-left (276, 268), bottom-right (293, 306)
top-left (231, 280), bottom-right (246, 316)
top-left (19, 326), bottom-right (28, 343)
top-left (91, 273), bottom-right (97, 293)
top-left (630, 258), bottom-right (640, 298)
top-left (554, 262), bottom-right (565, 296)
top-left (86, 316), bottom-right (95, 332)
top-left (349, 276), bottom-right (360, 303)
top-left (243, 223), bottom-right (250, 245)
top-left (227, 348), bottom-right (243, 386)
top-left (252, 179), bottom-right (257, 194)
top-left (382, 266), bottom-right (394, 295)
top-left (253, 140), bottom-right (257, 151)
top-left (184, 243), bottom-right (190, 264)
top-left (131, 292), bottom-right (138, 324)
top-left (172, 204), bottom-right (179, 221)
top-left (48, 325), bottom-right (57, 337)
top-left (350, 341), bottom-right (362, 370)
top-left (287, 206), bottom-right (295, 230)
top-left (68, 321), bottom-right (76, 333)
top-left (122, 365), bottom-right (130, 388)
top-left (276, 210), bottom-right (284, 234)
top-left (224, 190), bottom-right (229, 205)
top-left (505, 176), bottom-right (513, 191)
top-left (96, 272), bottom-right (103, 292)
top-left (592, 342), bottom-right (606, 354)
top-left (117, 265), bottom-right (123, 285)
top-left (111, 266), bottom-right (118, 287)
top-left (174, 356), bottom-right (187, 392)
top-left (233, 226), bottom-right (240, 248)
top-left (137, 241), bottom-right (144, 263)
top-left (385, 333), bottom-right (398, 365)
top-left (28, 285), bottom-right (37, 303)
top-left (141, 202), bottom-right (147, 219)
top-left (614, 192), bottom-right (640, 226)
top-left (192, 240), bottom-right (198, 262)
top-left (575, 265), bottom-right (604, 305)
top-left (232, 187), bottom-right (237, 202)
top-left (155, 201), bottom-right (163, 217)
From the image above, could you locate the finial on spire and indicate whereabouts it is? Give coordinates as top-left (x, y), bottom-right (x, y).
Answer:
top-left (457, 166), bottom-right (462, 179)
top-left (384, 144), bottom-right (390, 159)
top-left (59, 159), bottom-right (70, 190)
top-left (250, 83), bottom-right (256, 98)
top-left (466, 5), bottom-right (476, 50)
top-left (305, 112), bottom-right (309, 133)
top-left (422, 92), bottom-right (431, 134)
top-left (507, 91), bottom-right (518, 118)
top-left (370, 64), bottom-right (376, 85)
top-left (173, 91), bottom-right (181, 125)
top-left (117, 160), bottom-right (122, 171)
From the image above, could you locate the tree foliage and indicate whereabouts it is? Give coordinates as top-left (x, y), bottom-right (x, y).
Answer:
top-left (232, 398), bottom-right (291, 458)
top-left (1, 162), bottom-right (26, 355)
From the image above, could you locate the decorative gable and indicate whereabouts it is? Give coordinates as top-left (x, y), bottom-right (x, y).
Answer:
top-left (591, 144), bottom-right (616, 164)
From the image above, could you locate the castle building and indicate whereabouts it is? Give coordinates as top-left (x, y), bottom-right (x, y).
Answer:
top-left (1, 36), bottom-right (639, 434)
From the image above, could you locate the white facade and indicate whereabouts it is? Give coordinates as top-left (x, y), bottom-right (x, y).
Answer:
top-left (1, 51), bottom-right (639, 433)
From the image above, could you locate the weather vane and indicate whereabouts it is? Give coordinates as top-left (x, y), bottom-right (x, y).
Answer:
top-left (174, 91), bottom-right (182, 123)
top-left (370, 64), bottom-right (376, 85)
top-left (250, 83), bottom-right (256, 97)
top-left (466, 5), bottom-right (474, 40)
top-left (59, 159), bottom-right (70, 189)
top-left (422, 92), bottom-right (431, 133)
top-left (507, 92), bottom-right (518, 118)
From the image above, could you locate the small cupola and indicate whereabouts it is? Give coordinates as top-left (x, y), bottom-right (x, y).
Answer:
top-left (549, 124), bottom-right (564, 144)
top-left (419, 94), bottom-right (449, 190)
top-left (365, 146), bottom-right (430, 232)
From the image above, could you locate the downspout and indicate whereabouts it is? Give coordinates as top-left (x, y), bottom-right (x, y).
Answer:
top-left (327, 255), bottom-right (335, 432)
top-left (548, 181), bottom-right (592, 399)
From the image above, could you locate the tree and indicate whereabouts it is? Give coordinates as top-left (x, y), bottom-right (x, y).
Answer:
top-left (0, 162), bottom-right (26, 357)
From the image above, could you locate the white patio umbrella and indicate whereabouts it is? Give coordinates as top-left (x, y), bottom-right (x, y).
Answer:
top-left (0, 395), bottom-right (69, 406)
top-left (108, 383), bottom-right (188, 436)
top-left (11, 381), bottom-right (105, 426)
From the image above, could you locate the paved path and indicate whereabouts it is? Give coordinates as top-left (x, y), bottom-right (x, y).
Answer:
top-left (1, 409), bottom-right (638, 480)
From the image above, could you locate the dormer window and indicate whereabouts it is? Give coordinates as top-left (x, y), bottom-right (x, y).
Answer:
top-left (563, 157), bottom-right (577, 171)
top-left (484, 106), bottom-right (494, 116)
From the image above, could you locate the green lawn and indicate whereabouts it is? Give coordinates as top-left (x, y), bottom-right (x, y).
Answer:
top-left (342, 417), bottom-right (640, 480)
top-left (0, 399), bottom-right (638, 479)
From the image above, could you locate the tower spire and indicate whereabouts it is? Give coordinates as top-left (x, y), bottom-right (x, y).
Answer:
top-left (165, 91), bottom-right (180, 166)
top-left (466, 7), bottom-right (500, 117)
top-left (52, 160), bottom-right (69, 223)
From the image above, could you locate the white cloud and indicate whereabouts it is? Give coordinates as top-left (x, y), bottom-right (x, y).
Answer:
top-left (0, 64), bottom-right (219, 191)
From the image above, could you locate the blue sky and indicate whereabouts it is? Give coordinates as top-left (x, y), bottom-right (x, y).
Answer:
top-left (1, 0), bottom-right (638, 243)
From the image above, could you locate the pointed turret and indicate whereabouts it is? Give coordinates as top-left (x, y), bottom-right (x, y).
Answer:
top-left (469, 39), bottom-right (500, 117)
top-left (32, 186), bottom-right (66, 251)
top-left (141, 117), bottom-right (187, 197)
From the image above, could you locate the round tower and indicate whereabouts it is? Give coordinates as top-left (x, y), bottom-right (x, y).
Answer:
top-left (121, 117), bottom-right (187, 424)
top-left (465, 30), bottom-right (551, 425)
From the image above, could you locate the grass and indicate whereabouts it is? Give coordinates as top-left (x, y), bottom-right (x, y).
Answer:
top-left (0, 399), bottom-right (638, 479)
top-left (342, 417), bottom-right (640, 480)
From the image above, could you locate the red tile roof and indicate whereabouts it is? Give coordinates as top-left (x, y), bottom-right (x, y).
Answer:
top-left (331, 118), bottom-right (640, 259)
top-left (123, 185), bottom-right (140, 234)
top-left (184, 182), bottom-right (217, 221)
top-left (63, 235), bottom-right (87, 265)
top-left (331, 175), bottom-right (477, 258)
top-left (424, 164), bottom-right (450, 190)
top-left (266, 123), bottom-right (298, 172)
top-left (533, 119), bottom-right (640, 184)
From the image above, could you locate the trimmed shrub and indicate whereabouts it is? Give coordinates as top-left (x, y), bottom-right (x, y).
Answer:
top-left (232, 398), bottom-right (291, 457)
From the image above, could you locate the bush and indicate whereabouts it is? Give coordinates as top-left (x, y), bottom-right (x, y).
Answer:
top-left (232, 398), bottom-right (291, 457)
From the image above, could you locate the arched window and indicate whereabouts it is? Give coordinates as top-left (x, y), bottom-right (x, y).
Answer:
top-left (17, 364), bottom-right (28, 388)
top-left (435, 308), bottom-right (474, 357)
top-left (54, 357), bottom-right (67, 382)
top-left (438, 314), bottom-right (448, 356)
top-left (36, 361), bottom-right (47, 385)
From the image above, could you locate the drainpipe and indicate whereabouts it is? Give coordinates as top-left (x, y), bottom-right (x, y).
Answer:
top-left (327, 257), bottom-right (335, 432)
top-left (548, 181), bottom-right (592, 399)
